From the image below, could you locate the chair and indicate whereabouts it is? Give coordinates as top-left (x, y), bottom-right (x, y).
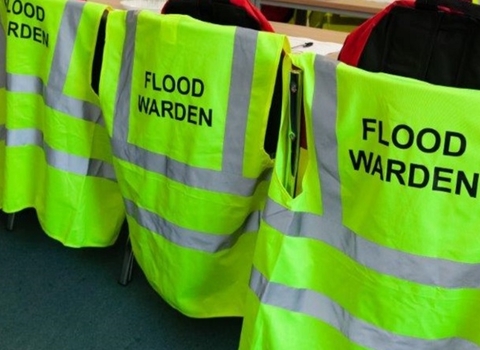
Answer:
top-left (1, 0), bottom-right (125, 247)
top-left (339, 0), bottom-right (480, 89)
top-left (239, 53), bottom-right (480, 349)
top-left (100, 10), bottom-right (287, 317)
top-left (161, 0), bottom-right (275, 31)
top-left (118, 3), bottom-right (286, 286)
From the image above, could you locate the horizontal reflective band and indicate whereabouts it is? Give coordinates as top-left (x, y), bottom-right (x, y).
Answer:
top-left (112, 138), bottom-right (270, 195)
top-left (7, 128), bottom-right (116, 180)
top-left (264, 56), bottom-right (480, 289)
top-left (5, 2), bottom-right (104, 125)
top-left (7, 74), bottom-right (103, 125)
top-left (264, 199), bottom-right (480, 288)
top-left (125, 198), bottom-right (260, 253)
top-left (250, 268), bottom-right (480, 350)
top-left (111, 12), bottom-right (264, 196)
top-left (316, 57), bottom-right (480, 288)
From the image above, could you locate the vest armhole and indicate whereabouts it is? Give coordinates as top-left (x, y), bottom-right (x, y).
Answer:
top-left (91, 10), bottom-right (108, 95)
top-left (264, 54), bottom-right (284, 158)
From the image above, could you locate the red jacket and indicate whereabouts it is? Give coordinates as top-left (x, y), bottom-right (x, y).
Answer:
top-left (261, 5), bottom-right (294, 22)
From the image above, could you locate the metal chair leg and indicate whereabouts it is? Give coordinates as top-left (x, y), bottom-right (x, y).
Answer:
top-left (6, 213), bottom-right (15, 231)
top-left (118, 235), bottom-right (135, 286)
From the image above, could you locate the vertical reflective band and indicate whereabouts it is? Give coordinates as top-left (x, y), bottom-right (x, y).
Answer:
top-left (222, 27), bottom-right (257, 174)
top-left (48, 1), bottom-right (82, 90)
top-left (112, 10), bottom-right (136, 145)
top-left (5, 1), bottom-right (103, 124)
top-left (112, 13), bottom-right (265, 196)
top-left (5, 1), bottom-right (114, 180)
top-left (0, 19), bottom-right (6, 89)
top-left (312, 56), bottom-right (342, 223)
top-left (112, 13), bottom-right (264, 251)
top-left (250, 268), bottom-right (480, 350)
top-left (253, 56), bottom-right (480, 349)
top-left (6, 128), bottom-right (116, 180)
top-left (262, 56), bottom-right (480, 289)
top-left (47, 1), bottom-right (102, 124)
top-left (125, 199), bottom-right (260, 253)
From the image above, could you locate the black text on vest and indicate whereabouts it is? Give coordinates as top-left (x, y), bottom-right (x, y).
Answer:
top-left (138, 71), bottom-right (213, 127)
top-left (5, 0), bottom-right (49, 48)
top-left (348, 118), bottom-right (478, 198)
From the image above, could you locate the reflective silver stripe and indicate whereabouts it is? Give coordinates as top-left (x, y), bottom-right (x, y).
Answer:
top-left (112, 10), bottom-right (136, 144)
top-left (6, 128), bottom-right (116, 180)
top-left (250, 268), bottom-right (480, 350)
top-left (312, 57), bottom-right (342, 223)
top-left (0, 19), bottom-right (6, 89)
top-left (4, 2), bottom-right (112, 179)
top-left (222, 27), bottom-right (257, 174)
top-left (6, 74), bottom-right (43, 93)
top-left (48, 1), bottom-right (82, 90)
top-left (6, 128), bottom-right (42, 146)
top-left (125, 198), bottom-right (260, 252)
top-left (111, 138), bottom-right (270, 194)
top-left (263, 56), bottom-right (480, 289)
top-left (5, 1), bottom-right (103, 124)
top-left (315, 56), bottom-right (480, 288)
top-left (112, 12), bottom-right (264, 196)
top-left (264, 200), bottom-right (480, 288)
top-left (6, 74), bottom-right (102, 124)
top-left (47, 2), bottom-right (102, 123)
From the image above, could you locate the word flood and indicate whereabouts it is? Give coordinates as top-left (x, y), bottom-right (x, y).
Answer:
top-left (5, 0), bottom-right (45, 21)
top-left (362, 118), bottom-right (466, 156)
top-left (144, 72), bottom-right (205, 97)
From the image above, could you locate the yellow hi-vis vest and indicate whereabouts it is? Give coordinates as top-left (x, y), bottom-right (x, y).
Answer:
top-left (1, 0), bottom-right (125, 247)
top-left (240, 53), bottom-right (480, 349)
top-left (100, 10), bottom-right (288, 317)
top-left (0, 16), bottom-right (5, 205)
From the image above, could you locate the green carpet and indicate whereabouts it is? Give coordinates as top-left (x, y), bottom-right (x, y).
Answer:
top-left (0, 209), bottom-right (242, 350)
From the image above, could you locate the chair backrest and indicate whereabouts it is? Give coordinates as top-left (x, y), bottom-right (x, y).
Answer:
top-left (239, 52), bottom-right (480, 349)
top-left (161, 0), bottom-right (283, 156)
top-left (99, 10), bottom-right (287, 317)
top-left (338, 0), bottom-right (480, 89)
top-left (1, 0), bottom-right (125, 247)
top-left (161, 0), bottom-right (274, 31)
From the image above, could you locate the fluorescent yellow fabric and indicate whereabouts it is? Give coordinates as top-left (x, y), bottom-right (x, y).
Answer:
top-left (100, 10), bottom-right (288, 317)
top-left (2, 0), bottom-right (124, 247)
top-left (0, 11), bottom-right (5, 207)
top-left (240, 52), bottom-right (480, 349)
